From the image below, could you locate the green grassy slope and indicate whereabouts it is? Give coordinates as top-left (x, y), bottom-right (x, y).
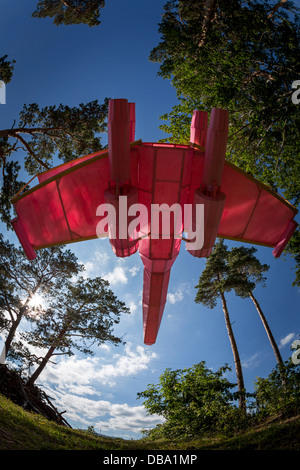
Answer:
top-left (0, 394), bottom-right (299, 450)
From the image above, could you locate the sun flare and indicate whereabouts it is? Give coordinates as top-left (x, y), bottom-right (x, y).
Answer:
top-left (28, 293), bottom-right (46, 309)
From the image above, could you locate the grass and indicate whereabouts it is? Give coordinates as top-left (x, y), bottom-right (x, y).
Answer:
top-left (0, 393), bottom-right (299, 450)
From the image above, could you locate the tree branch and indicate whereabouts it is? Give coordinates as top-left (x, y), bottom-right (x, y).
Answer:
top-left (0, 127), bottom-right (60, 137)
top-left (3, 292), bottom-right (16, 323)
top-left (12, 134), bottom-right (50, 170)
top-left (60, 0), bottom-right (81, 15)
top-left (52, 351), bottom-right (70, 356)
top-left (267, 0), bottom-right (288, 19)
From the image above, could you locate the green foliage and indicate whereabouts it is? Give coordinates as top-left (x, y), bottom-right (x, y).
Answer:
top-left (158, 98), bottom-right (200, 144)
top-left (0, 234), bottom-right (85, 362)
top-left (137, 359), bottom-right (300, 440)
top-left (0, 154), bottom-right (23, 228)
top-left (227, 245), bottom-right (270, 298)
top-left (32, 0), bottom-right (105, 27)
top-left (150, 0), bottom-right (300, 284)
top-left (194, 240), bottom-right (271, 310)
top-left (1, 4), bottom-right (108, 224)
top-left (0, 98), bottom-right (109, 228)
top-left (150, 0), bottom-right (300, 198)
top-left (284, 226), bottom-right (300, 286)
top-left (0, 234), bottom-right (130, 382)
top-left (254, 360), bottom-right (300, 419)
top-left (0, 234), bottom-right (84, 301)
top-left (0, 54), bottom-right (15, 83)
top-left (194, 239), bottom-right (253, 307)
top-left (194, 239), bottom-right (229, 307)
top-left (16, 99), bottom-right (109, 172)
top-left (23, 275), bottom-right (129, 359)
top-left (138, 361), bottom-right (247, 438)
top-left (0, 239), bottom-right (79, 316)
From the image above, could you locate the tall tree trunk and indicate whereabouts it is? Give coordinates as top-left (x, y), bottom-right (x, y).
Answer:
top-left (3, 307), bottom-right (25, 360)
top-left (249, 291), bottom-right (286, 388)
top-left (27, 321), bottom-right (71, 386)
top-left (249, 291), bottom-right (283, 366)
top-left (198, 0), bottom-right (217, 47)
top-left (27, 345), bottom-right (56, 387)
top-left (220, 291), bottom-right (246, 412)
top-left (2, 291), bottom-right (36, 362)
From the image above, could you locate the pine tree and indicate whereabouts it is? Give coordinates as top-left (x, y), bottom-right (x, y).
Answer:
top-left (150, 0), bottom-right (300, 201)
top-left (194, 239), bottom-right (247, 411)
top-left (149, 0), bottom-right (300, 285)
top-left (0, 55), bottom-right (15, 83)
top-left (32, 0), bottom-right (105, 27)
top-left (227, 246), bottom-right (284, 370)
top-left (0, 235), bottom-right (84, 362)
top-left (25, 276), bottom-right (129, 386)
top-left (0, 98), bottom-right (109, 228)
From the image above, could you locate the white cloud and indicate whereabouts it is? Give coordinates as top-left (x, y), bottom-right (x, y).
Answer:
top-left (242, 352), bottom-right (261, 369)
top-left (167, 290), bottom-right (184, 304)
top-left (41, 388), bottom-right (112, 426)
top-left (95, 404), bottom-right (164, 434)
top-left (279, 332), bottom-right (296, 349)
top-left (76, 250), bottom-right (140, 286)
top-left (80, 250), bottom-right (110, 278)
top-left (37, 343), bottom-right (160, 437)
top-left (104, 266), bottom-right (128, 285)
top-left (41, 356), bottom-right (100, 390)
top-left (128, 300), bottom-right (138, 314)
top-left (39, 343), bottom-right (157, 389)
top-left (41, 385), bottom-right (164, 436)
top-left (103, 262), bottom-right (140, 286)
top-left (128, 266), bottom-right (140, 277)
top-left (99, 344), bottom-right (157, 385)
top-left (95, 250), bottom-right (110, 264)
top-left (166, 282), bottom-right (191, 305)
top-left (68, 384), bottom-right (101, 397)
top-left (82, 261), bottom-right (96, 278)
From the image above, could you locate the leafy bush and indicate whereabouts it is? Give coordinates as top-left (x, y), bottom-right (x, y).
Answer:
top-left (254, 360), bottom-right (300, 420)
top-left (138, 362), bottom-right (249, 438)
top-left (138, 359), bottom-right (300, 439)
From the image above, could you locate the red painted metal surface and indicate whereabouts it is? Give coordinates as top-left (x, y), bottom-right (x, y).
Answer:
top-left (11, 99), bottom-right (298, 345)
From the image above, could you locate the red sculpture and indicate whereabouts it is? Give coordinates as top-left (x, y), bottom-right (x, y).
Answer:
top-left (11, 99), bottom-right (298, 345)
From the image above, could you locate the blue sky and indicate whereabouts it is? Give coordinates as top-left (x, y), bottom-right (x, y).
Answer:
top-left (0, 0), bottom-right (299, 439)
